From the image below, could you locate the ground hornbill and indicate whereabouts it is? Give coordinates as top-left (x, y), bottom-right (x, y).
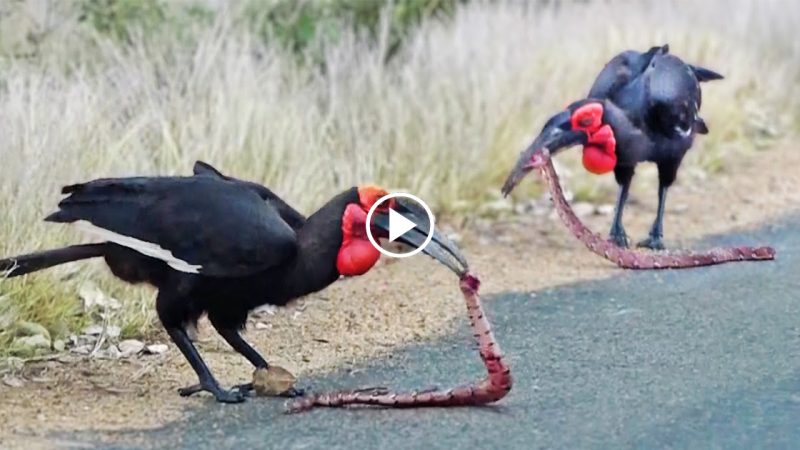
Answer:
top-left (503, 45), bottom-right (723, 250)
top-left (0, 161), bottom-right (467, 403)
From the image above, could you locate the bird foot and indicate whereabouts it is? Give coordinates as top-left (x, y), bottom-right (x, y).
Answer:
top-left (179, 383), bottom-right (246, 403)
top-left (608, 230), bottom-right (630, 248)
top-left (281, 387), bottom-right (307, 398)
top-left (637, 236), bottom-right (665, 251)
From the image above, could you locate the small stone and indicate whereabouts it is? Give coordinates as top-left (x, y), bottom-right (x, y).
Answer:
top-left (252, 305), bottom-right (278, 316)
top-left (118, 339), bottom-right (145, 356)
top-left (13, 334), bottom-right (51, 350)
top-left (103, 345), bottom-right (122, 359)
top-left (0, 312), bottom-right (12, 330)
top-left (53, 339), bottom-right (66, 352)
top-left (0, 357), bottom-right (24, 374)
top-left (2, 375), bottom-right (24, 388)
top-left (254, 322), bottom-right (272, 331)
top-left (252, 366), bottom-right (297, 396)
top-left (82, 324), bottom-right (120, 339)
top-left (572, 202), bottom-right (595, 218)
top-left (71, 345), bottom-right (92, 355)
top-left (145, 344), bottom-right (168, 355)
top-left (447, 233), bottom-right (463, 244)
top-left (596, 204), bottom-right (615, 216)
top-left (79, 281), bottom-right (121, 311)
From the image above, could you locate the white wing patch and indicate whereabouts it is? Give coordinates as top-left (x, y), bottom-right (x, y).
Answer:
top-left (74, 220), bottom-right (201, 274)
top-left (1, 264), bottom-right (16, 277)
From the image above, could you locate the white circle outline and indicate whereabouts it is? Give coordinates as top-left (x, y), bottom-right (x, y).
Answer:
top-left (365, 192), bottom-right (435, 259)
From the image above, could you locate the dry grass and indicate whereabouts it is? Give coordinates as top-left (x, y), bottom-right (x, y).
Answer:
top-left (1, 0), bottom-right (798, 352)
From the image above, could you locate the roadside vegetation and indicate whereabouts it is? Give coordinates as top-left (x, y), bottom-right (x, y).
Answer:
top-left (1, 0), bottom-right (798, 356)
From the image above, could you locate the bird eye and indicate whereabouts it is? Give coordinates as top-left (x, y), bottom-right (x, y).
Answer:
top-left (570, 103), bottom-right (604, 132)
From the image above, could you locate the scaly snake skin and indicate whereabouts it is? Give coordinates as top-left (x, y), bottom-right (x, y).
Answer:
top-left (540, 159), bottom-right (775, 269)
top-left (287, 273), bottom-right (512, 412)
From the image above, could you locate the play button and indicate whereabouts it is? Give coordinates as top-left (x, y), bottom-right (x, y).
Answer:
top-left (388, 208), bottom-right (417, 243)
top-left (365, 192), bottom-right (436, 258)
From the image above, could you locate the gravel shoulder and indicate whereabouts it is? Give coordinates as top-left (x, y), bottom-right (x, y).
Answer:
top-left (1, 144), bottom-right (798, 446)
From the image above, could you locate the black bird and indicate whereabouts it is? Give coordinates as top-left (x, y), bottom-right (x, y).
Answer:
top-left (502, 45), bottom-right (723, 250)
top-left (0, 161), bottom-right (467, 403)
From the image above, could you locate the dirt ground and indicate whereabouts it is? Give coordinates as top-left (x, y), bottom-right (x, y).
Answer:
top-left (1, 144), bottom-right (799, 447)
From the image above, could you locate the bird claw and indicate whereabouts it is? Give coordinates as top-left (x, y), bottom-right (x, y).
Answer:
top-left (214, 389), bottom-right (247, 403)
top-left (608, 230), bottom-right (630, 248)
top-left (178, 384), bottom-right (203, 397)
top-left (280, 386), bottom-right (307, 398)
top-left (179, 383), bottom-right (247, 403)
top-left (232, 382), bottom-right (256, 397)
top-left (637, 236), bottom-right (665, 251)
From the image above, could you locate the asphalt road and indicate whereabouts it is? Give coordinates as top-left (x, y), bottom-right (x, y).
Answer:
top-left (81, 217), bottom-right (799, 449)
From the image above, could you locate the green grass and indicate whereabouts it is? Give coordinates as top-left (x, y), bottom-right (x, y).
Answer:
top-left (1, 0), bottom-right (798, 355)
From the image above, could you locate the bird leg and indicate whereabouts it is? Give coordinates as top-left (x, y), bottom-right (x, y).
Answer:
top-left (286, 273), bottom-right (512, 413)
top-left (637, 184), bottom-right (668, 250)
top-left (538, 158), bottom-right (775, 269)
top-left (609, 181), bottom-right (632, 248)
top-left (609, 166), bottom-right (635, 248)
top-left (211, 324), bottom-right (304, 397)
top-left (166, 327), bottom-right (246, 403)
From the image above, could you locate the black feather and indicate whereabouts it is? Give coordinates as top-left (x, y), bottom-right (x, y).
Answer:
top-left (48, 176), bottom-right (298, 277)
top-left (192, 161), bottom-right (306, 230)
top-left (689, 64), bottom-right (724, 82)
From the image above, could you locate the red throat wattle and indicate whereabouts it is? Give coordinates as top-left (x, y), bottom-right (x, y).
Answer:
top-left (570, 103), bottom-right (617, 175)
top-left (336, 204), bottom-right (381, 276)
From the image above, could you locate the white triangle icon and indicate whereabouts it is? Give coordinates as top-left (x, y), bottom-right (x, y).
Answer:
top-left (388, 208), bottom-right (417, 242)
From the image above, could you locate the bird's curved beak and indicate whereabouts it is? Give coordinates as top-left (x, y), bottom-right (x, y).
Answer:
top-left (501, 113), bottom-right (587, 197)
top-left (371, 199), bottom-right (469, 276)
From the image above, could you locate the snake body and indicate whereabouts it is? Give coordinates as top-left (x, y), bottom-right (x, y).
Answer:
top-left (540, 159), bottom-right (775, 269)
top-left (287, 273), bottom-right (512, 412)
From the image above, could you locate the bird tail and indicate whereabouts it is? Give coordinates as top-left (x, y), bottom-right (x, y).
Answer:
top-left (0, 244), bottom-right (107, 278)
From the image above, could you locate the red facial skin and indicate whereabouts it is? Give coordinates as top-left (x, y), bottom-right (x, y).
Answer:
top-left (336, 186), bottom-right (392, 276)
top-left (570, 103), bottom-right (617, 175)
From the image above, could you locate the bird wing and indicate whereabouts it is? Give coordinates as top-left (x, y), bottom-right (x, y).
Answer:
top-left (45, 176), bottom-right (298, 278)
top-left (192, 161), bottom-right (306, 230)
top-left (588, 45), bottom-right (668, 100)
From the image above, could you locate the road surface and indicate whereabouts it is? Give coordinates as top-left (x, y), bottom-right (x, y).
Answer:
top-left (80, 217), bottom-right (799, 449)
